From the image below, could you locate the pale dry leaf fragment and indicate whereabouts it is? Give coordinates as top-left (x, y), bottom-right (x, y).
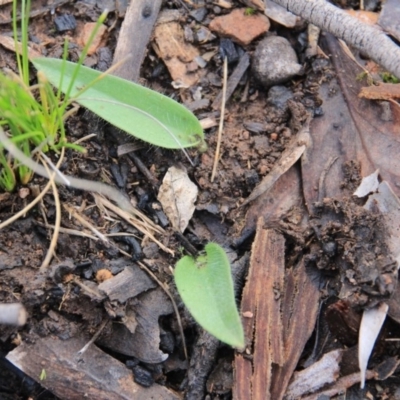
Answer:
top-left (264, 0), bottom-right (297, 28)
top-left (358, 302), bottom-right (388, 388)
top-left (353, 169), bottom-right (379, 197)
top-left (157, 166), bottom-right (198, 232)
top-left (286, 349), bottom-right (342, 399)
top-left (364, 181), bottom-right (400, 264)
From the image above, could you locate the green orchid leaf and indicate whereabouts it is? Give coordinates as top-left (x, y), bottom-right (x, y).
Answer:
top-left (174, 243), bottom-right (245, 349)
top-left (32, 58), bottom-right (206, 150)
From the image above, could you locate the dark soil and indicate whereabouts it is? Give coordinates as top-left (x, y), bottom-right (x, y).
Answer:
top-left (1, 0), bottom-right (400, 399)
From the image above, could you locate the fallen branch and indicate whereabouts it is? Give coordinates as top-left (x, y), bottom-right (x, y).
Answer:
top-left (271, 0), bottom-right (400, 79)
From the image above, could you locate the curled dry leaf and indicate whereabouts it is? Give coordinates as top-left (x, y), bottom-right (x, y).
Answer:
top-left (157, 166), bottom-right (198, 232)
top-left (358, 302), bottom-right (388, 388)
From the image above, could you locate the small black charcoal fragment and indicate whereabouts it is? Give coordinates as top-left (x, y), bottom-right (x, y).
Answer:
top-left (132, 365), bottom-right (154, 387)
top-left (54, 14), bottom-right (77, 32)
top-left (219, 38), bottom-right (239, 64)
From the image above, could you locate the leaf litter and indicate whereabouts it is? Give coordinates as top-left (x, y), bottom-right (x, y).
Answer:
top-left (2, 0), bottom-right (400, 398)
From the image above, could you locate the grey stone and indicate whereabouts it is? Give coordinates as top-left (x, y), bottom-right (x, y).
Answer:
top-left (190, 7), bottom-right (207, 22)
top-left (252, 36), bottom-right (302, 87)
top-left (267, 85), bottom-right (293, 110)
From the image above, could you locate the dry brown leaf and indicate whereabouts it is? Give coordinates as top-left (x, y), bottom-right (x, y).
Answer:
top-left (0, 34), bottom-right (41, 59)
top-left (302, 33), bottom-right (400, 208)
top-left (153, 21), bottom-right (201, 88)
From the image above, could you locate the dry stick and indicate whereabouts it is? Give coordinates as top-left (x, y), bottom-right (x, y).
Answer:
top-left (211, 57), bottom-right (228, 183)
top-left (271, 0), bottom-right (400, 79)
top-left (39, 157), bottom-right (62, 272)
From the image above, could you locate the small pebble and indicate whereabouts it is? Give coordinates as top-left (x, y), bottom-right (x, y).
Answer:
top-left (252, 36), bottom-right (302, 87)
top-left (267, 85), bottom-right (293, 110)
top-left (213, 6), bottom-right (222, 14)
top-left (190, 7), bottom-right (207, 22)
top-left (270, 133), bottom-right (278, 140)
top-left (132, 365), bottom-right (154, 387)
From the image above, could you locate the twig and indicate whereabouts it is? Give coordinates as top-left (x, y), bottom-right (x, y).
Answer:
top-left (271, 0), bottom-right (400, 79)
top-left (211, 57), bottom-right (228, 183)
top-left (39, 157), bottom-right (62, 271)
top-left (63, 203), bottom-right (109, 242)
top-left (76, 319), bottom-right (109, 357)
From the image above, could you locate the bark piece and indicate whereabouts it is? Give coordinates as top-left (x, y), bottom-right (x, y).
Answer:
top-left (98, 288), bottom-right (173, 363)
top-left (98, 265), bottom-right (156, 303)
top-left (286, 349), bottom-right (342, 398)
top-left (233, 222), bottom-right (320, 400)
top-left (7, 336), bottom-right (179, 400)
top-left (112, 0), bottom-right (162, 82)
top-left (209, 8), bottom-right (270, 46)
top-left (153, 21), bottom-right (201, 88)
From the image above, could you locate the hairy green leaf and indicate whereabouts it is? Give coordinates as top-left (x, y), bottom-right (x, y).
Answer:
top-left (174, 243), bottom-right (244, 348)
top-left (32, 58), bottom-right (206, 150)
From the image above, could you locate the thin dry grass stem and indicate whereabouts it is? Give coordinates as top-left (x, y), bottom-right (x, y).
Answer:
top-left (39, 157), bottom-right (62, 272)
top-left (211, 56), bottom-right (228, 183)
top-left (138, 260), bottom-right (188, 361)
top-left (72, 276), bottom-right (103, 300)
top-left (77, 319), bottom-right (109, 357)
top-left (63, 203), bottom-right (109, 242)
top-left (93, 194), bottom-right (173, 255)
top-left (39, 223), bottom-right (98, 241)
top-left (73, 133), bottom-right (97, 145)
top-left (0, 147), bottom-right (65, 231)
top-left (106, 232), bottom-right (141, 239)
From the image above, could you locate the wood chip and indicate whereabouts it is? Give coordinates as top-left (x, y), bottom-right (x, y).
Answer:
top-left (112, 0), bottom-right (162, 82)
top-left (359, 82), bottom-right (400, 100)
top-left (233, 220), bottom-right (321, 399)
